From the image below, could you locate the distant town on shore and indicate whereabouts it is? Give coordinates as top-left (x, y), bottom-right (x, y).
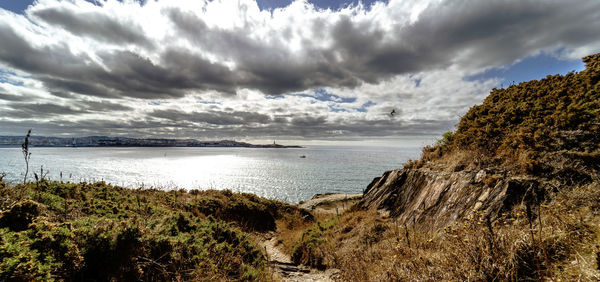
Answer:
top-left (0, 135), bottom-right (302, 148)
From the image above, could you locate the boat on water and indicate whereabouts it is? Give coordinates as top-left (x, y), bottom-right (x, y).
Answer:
top-left (299, 155), bottom-right (306, 158)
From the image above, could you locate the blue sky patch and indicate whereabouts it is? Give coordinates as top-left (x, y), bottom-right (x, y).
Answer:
top-left (197, 100), bottom-right (221, 105)
top-left (356, 100), bottom-right (375, 112)
top-left (414, 78), bottom-right (422, 88)
top-left (0, 1), bottom-right (33, 13)
top-left (467, 53), bottom-right (585, 86)
top-left (2, 0), bottom-right (387, 14)
top-left (148, 101), bottom-right (171, 106)
top-left (257, 0), bottom-right (387, 11)
top-left (272, 89), bottom-right (357, 103)
top-left (313, 88), bottom-right (356, 103)
top-left (0, 69), bottom-right (24, 86)
top-left (328, 105), bottom-right (348, 112)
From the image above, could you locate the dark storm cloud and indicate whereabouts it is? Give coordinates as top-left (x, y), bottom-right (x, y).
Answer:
top-left (0, 0), bottom-right (599, 140)
top-left (329, 16), bottom-right (432, 80)
top-left (144, 109), bottom-right (451, 139)
top-left (0, 24), bottom-right (213, 99)
top-left (149, 109), bottom-right (272, 126)
top-left (0, 118), bottom-right (169, 137)
top-left (164, 0), bottom-right (600, 95)
top-left (330, 0), bottom-right (600, 81)
top-left (0, 24), bottom-right (88, 77)
top-left (290, 115), bottom-right (327, 127)
top-left (2, 99), bottom-right (132, 119)
top-left (48, 91), bottom-right (76, 99)
top-left (35, 49), bottom-right (200, 99)
top-left (0, 106), bottom-right (454, 139)
top-left (76, 100), bottom-right (133, 112)
top-left (254, 117), bottom-right (450, 138)
top-left (167, 8), bottom-right (359, 95)
top-left (160, 49), bottom-right (240, 94)
top-left (41, 77), bottom-right (114, 98)
top-left (31, 6), bottom-right (154, 48)
top-left (2, 0), bottom-right (598, 99)
top-left (4, 102), bottom-right (88, 118)
top-left (0, 24), bottom-right (120, 98)
top-left (92, 50), bottom-right (190, 98)
top-left (396, 0), bottom-right (600, 69)
top-left (0, 92), bottom-right (26, 101)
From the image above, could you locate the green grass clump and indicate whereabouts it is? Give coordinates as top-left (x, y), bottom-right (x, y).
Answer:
top-left (185, 190), bottom-right (299, 232)
top-left (0, 178), bottom-right (303, 281)
top-left (291, 217), bottom-right (338, 269)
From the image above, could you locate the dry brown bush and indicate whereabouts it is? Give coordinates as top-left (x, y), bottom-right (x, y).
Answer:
top-left (283, 183), bottom-right (600, 281)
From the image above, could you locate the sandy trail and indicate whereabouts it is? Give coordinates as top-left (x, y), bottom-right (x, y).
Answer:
top-left (257, 193), bottom-right (361, 281)
top-left (260, 234), bottom-right (339, 281)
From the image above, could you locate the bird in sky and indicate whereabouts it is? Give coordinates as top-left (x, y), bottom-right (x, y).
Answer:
top-left (390, 109), bottom-right (396, 116)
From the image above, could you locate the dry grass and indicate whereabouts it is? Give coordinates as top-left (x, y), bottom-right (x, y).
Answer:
top-left (283, 183), bottom-right (600, 281)
top-left (273, 211), bottom-right (317, 255)
top-left (273, 207), bottom-right (339, 256)
top-left (275, 54), bottom-right (600, 280)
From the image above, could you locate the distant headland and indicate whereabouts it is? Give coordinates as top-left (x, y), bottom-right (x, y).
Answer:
top-left (0, 135), bottom-right (302, 148)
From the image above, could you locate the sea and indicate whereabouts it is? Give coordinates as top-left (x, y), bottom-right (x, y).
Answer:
top-left (0, 146), bottom-right (421, 203)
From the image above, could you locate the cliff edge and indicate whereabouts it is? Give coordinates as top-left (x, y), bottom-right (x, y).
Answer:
top-left (360, 53), bottom-right (600, 228)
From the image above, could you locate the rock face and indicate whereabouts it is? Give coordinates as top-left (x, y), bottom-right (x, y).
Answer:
top-left (359, 54), bottom-right (600, 228)
top-left (359, 168), bottom-right (544, 228)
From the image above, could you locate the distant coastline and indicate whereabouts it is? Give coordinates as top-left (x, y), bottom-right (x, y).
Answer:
top-left (0, 135), bottom-right (302, 148)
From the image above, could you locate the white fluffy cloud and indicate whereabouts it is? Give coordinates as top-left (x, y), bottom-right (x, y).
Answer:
top-left (0, 0), bottom-right (598, 143)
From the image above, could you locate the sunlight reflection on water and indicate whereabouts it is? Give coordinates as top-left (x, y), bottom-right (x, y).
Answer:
top-left (0, 146), bottom-right (420, 203)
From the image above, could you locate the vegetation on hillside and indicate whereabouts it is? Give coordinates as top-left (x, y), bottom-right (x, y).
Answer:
top-left (2, 54), bottom-right (599, 281)
top-left (288, 182), bottom-right (600, 280)
top-left (291, 217), bottom-right (338, 269)
top-left (0, 175), bottom-right (309, 281)
top-left (287, 54), bottom-right (600, 280)
top-left (411, 53), bottom-right (600, 177)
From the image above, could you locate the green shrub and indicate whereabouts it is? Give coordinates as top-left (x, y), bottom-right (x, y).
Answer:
top-left (420, 53), bottom-right (600, 175)
top-left (0, 200), bottom-right (40, 231)
top-left (437, 131), bottom-right (454, 146)
top-left (291, 217), bottom-right (338, 269)
top-left (0, 180), bottom-right (284, 281)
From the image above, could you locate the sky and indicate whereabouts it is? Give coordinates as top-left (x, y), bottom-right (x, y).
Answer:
top-left (0, 0), bottom-right (597, 146)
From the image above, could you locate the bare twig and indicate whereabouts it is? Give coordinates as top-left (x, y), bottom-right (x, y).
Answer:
top-left (21, 129), bottom-right (32, 184)
top-left (404, 223), bottom-right (411, 249)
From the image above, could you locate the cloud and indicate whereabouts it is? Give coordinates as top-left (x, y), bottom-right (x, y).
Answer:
top-left (0, 0), bottom-right (598, 141)
top-left (31, 4), bottom-right (155, 48)
top-left (76, 100), bottom-right (134, 112)
top-left (149, 108), bottom-right (272, 126)
top-left (3, 102), bottom-right (89, 118)
top-left (0, 92), bottom-right (26, 101)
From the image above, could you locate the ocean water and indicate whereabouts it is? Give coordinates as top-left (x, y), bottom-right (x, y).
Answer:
top-left (0, 146), bottom-right (420, 203)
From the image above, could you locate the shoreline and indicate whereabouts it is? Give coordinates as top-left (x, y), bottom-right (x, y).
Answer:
top-left (0, 145), bottom-right (304, 148)
top-left (0, 135), bottom-right (303, 148)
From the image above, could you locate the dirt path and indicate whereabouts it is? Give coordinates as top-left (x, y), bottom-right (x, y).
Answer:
top-left (260, 235), bottom-right (339, 281)
top-left (258, 193), bottom-right (360, 281)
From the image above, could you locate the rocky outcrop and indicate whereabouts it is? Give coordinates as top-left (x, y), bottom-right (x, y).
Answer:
top-left (359, 168), bottom-right (545, 228)
top-left (359, 54), bottom-right (600, 228)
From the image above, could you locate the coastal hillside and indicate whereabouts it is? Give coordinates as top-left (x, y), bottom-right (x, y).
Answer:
top-left (360, 53), bottom-right (599, 227)
top-left (0, 178), bottom-right (311, 281)
top-left (1, 54), bottom-right (598, 281)
top-left (287, 54), bottom-right (600, 281)
top-left (415, 53), bottom-right (599, 172)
